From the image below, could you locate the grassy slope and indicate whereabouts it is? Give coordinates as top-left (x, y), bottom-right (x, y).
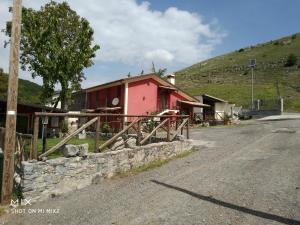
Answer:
top-left (0, 72), bottom-right (43, 104)
top-left (175, 33), bottom-right (300, 111)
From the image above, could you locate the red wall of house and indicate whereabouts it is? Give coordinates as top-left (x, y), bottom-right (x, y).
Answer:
top-left (87, 84), bottom-right (124, 109)
top-left (169, 91), bottom-right (187, 110)
top-left (127, 78), bottom-right (159, 115)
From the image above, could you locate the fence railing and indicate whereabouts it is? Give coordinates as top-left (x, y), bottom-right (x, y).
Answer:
top-left (32, 112), bottom-right (190, 160)
top-left (0, 127), bottom-right (33, 166)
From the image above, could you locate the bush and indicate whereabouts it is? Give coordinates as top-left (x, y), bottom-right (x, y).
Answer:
top-left (61, 121), bottom-right (69, 134)
top-left (238, 48), bottom-right (244, 52)
top-left (102, 123), bottom-right (111, 134)
top-left (285, 54), bottom-right (298, 67)
top-left (292, 34), bottom-right (297, 40)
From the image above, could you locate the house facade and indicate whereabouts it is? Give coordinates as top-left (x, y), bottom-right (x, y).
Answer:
top-left (84, 73), bottom-right (207, 118)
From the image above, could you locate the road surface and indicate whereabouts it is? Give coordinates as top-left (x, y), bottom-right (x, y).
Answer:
top-left (4, 120), bottom-right (300, 225)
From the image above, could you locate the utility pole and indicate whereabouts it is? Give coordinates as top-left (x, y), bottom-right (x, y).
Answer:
top-left (249, 59), bottom-right (256, 110)
top-left (1, 0), bottom-right (22, 204)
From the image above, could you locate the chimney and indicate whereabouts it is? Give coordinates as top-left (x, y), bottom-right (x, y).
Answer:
top-left (166, 74), bottom-right (175, 85)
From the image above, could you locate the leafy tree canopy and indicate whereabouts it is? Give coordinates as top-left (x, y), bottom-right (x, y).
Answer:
top-left (5, 1), bottom-right (100, 109)
top-left (151, 61), bottom-right (167, 77)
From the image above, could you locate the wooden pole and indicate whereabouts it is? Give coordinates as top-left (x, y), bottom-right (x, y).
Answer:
top-left (32, 116), bottom-right (39, 160)
top-left (136, 120), bottom-right (141, 146)
top-left (95, 116), bottom-right (100, 152)
top-left (1, 0), bottom-right (22, 204)
top-left (186, 118), bottom-right (190, 139)
top-left (167, 118), bottom-right (170, 141)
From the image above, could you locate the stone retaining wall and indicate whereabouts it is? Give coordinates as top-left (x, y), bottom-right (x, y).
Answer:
top-left (22, 140), bottom-right (194, 202)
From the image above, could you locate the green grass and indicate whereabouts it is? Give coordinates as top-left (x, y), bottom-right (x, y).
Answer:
top-left (0, 207), bottom-right (7, 216)
top-left (176, 32), bottom-right (300, 112)
top-left (113, 150), bottom-right (194, 179)
top-left (37, 137), bottom-right (107, 159)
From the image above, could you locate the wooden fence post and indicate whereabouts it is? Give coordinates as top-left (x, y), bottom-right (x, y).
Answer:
top-left (167, 118), bottom-right (170, 141)
top-left (32, 116), bottom-right (39, 160)
top-left (186, 118), bottom-right (190, 139)
top-left (137, 120), bottom-right (141, 145)
top-left (95, 116), bottom-right (100, 152)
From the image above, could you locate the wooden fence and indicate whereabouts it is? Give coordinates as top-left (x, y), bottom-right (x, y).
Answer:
top-left (0, 127), bottom-right (33, 165)
top-left (32, 113), bottom-right (190, 160)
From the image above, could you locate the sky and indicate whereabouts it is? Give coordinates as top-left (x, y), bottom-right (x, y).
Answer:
top-left (0, 0), bottom-right (299, 88)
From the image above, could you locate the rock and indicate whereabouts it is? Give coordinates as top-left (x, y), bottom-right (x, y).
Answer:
top-left (109, 137), bottom-right (125, 151)
top-left (62, 144), bottom-right (79, 157)
top-left (78, 130), bottom-right (86, 139)
top-left (125, 137), bottom-right (136, 148)
top-left (91, 173), bottom-right (103, 185)
top-left (55, 165), bottom-right (65, 174)
top-left (176, 135), bottom-right (185, 141)
top-left (78, 143), bottom-right (89, 157)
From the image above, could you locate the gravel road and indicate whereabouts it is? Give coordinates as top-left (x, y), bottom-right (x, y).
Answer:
top-left (4, 120), bottom-right (300, 225)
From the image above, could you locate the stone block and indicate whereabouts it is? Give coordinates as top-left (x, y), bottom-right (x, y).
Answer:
top-left (78, 143), bottom-right (89, 157)
top-left (125, 137), bottom-right (136, 148)
top-left (62, 145), bottom-right (79, 157)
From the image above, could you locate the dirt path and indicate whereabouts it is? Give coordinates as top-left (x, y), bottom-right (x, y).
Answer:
top-left (4, 120), bottom-right (300, 225)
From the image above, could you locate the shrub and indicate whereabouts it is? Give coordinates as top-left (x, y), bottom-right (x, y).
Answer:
top-left (238, 48), bottom-right (244, 52)
top-left (102, 123), bottom-right (111, 134)
top-left (285, 54), bottom-right (298, 67)
top-left (61, 121), bottom-right (69, 134)
top-left (292, 34), bottom-right (297, 40)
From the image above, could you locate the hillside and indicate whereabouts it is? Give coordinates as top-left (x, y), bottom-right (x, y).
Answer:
top-left (0, 71), bottom-right (43, 104)
top-left (175, 33), bottom-right (300, 112)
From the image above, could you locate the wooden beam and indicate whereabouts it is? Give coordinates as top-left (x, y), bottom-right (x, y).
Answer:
top-left (31, 116), bottom-right (39, 160)
top-left (39, 117), bottom-right (98, 159)
top-left (186, 118), bottom-right (190, 139)
top-left (167, 119), bottom-right (170, 141)
top-left (140, 118), bottom-right (169, 145)
top-left (170, 118), bottom-right (189, 141)
top-left (34, 112), bottom-right (189, 118)
top-left (98, 119), bottom-right (139, 151)
top-left (95, 116), bottom-right (100, 152)
top-left (1, 0), bottom-right (22, 204)
top-left (137, 120), bottom-right (141, 145)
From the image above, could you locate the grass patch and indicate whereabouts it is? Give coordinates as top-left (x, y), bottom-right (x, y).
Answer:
top-left (0, 207), bottom-right (7, 216)
top-left (113, 150), bottom-right (195, 179)
top-left (37, 137), bottom-right (108, 159)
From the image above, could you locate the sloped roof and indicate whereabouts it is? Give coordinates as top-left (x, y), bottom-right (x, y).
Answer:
top-left (202, 94), bottom-right (228, 103)
top-left (84, 73), bottom-right (199, 102)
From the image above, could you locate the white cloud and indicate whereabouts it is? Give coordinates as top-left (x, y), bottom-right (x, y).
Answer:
top-left (0, 0), bottom-right (225, 84)
top-left (145, 49), bottom-right (174, 64)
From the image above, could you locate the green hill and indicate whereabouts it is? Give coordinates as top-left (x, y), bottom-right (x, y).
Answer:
top-left (175, 33), bottom-right (300, 112)
top-left (0, 70), bottom-right (43, 104)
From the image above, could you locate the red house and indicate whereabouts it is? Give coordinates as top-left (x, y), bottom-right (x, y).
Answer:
top-left (75, 73), bottom-right (208, 126)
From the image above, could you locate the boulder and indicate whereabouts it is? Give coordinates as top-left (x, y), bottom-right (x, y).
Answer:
top-left (78, 143), bottom-right (89, 157)
top-left (109, 136), bottom-right (125, 151)
top-left (125, 137), bottom-right (136, 148)
top-left (176, 135), bottom-right (185, 141)
top-left (62, 144), bottom-right (79, 157)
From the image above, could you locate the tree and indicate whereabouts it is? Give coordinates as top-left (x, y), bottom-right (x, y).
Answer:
top-left (285, 53), bottom-right (297, 67)
top-left (5, 1), bottom-right (100, 110)
top-left (151, 61), bottom-right (167, 77)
